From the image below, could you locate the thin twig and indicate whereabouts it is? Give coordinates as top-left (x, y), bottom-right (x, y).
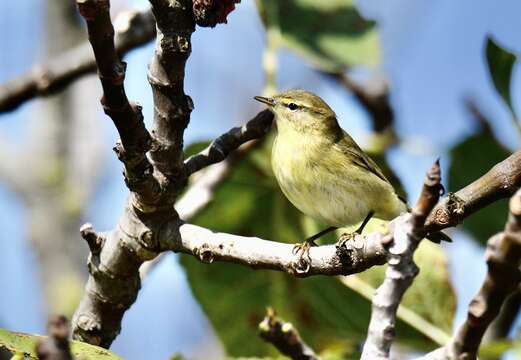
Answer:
top-left (259, 308), bottom-right (319, 360)
top-left (183, 109), bottom-right (273, 176)
top-left (422, 188), bottom-right (521, 360)
top-left (0, 9), bottom-right (155, 113)
top-left (361, 160), bottom-right (443, 360)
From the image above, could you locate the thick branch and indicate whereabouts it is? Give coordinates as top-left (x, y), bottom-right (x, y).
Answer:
top-left (147, 0), bottom-right (195, 191)
top-left (259, 308), bottom-right (319, 360)
top-left (0, 9), bottom-right (155, 113)
top-left (184, 109), bottom-right (274, 176)
top-left (423, 188), bottom-right (521, 360)
top-left (71, 0), bottom-right (195, 349)
top-left (425, 149), bottom-right (521, 233)
top-left (361, 161), bottom-right (443, 360)
top-left (177, 223), bottom-right (387, 276)
top-left (77, 0), bottom-right (160, 208)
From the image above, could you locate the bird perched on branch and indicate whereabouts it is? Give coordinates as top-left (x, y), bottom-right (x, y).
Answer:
top-left (254, 90), bottom-right (449, 267)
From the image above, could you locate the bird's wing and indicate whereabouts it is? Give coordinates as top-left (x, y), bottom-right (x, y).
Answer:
top-left (338, 130), bottom-right (390, 184)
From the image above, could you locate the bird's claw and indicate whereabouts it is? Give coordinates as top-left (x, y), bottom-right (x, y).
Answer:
top-left (336, 232), bottom-right (356, 249)
top-left (292, 241), bottom-right (314, 274)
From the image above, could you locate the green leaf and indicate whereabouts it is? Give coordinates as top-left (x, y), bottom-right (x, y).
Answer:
top-left (448, 125), bottom-right (511, 245)
top-left (485, 37), bottom-right (517, 118)
top-left (182, 139), bottom-right (445, 357)
top-left (259, 0), bottom-right (380, 71)
top-left (0, 328), bottom-right (121, 359)
top-left (479, 339), bottom-right (520, 358)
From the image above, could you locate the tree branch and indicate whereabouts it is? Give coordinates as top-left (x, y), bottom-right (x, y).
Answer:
top-left (259, 308), bottom-right (319, 360)
top-left (425, 149), bottom-right (521, 234)
top-left (77, 0), bottom-right (160, 208)
top-left (0, 9), bottom-right (155, 114)
top-left (71, 0), bottom-right (196, 349)
top-left (361, 160), bottom-right (443, 360)
top-left (140, 140), bottom-right (263, 280)
top-left (177, 223), bottom-right (388, 276)
top-left (422, 188), bottom-right (521, 360)
top-left (147, 0), bottom-right (195, 192)
top-left (184, 109), bottom-right (274, 176)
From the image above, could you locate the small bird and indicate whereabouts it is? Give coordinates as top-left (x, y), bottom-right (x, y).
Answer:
top-left (254, 90), bottom-right (448, 262)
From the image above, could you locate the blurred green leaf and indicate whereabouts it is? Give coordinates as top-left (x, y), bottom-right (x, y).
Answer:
top-left (182, 139), bottom-right (443, 357)
top-left (486, 37), bottom-right (517, 119)
top-left (479, 339), bottom-right (519, 358)
top-left (448, 125), bottom-right (511, 245)
top-left (0, 328), bottom-right (121, 360)
top-left (259, 0), bottom-right (380, 71)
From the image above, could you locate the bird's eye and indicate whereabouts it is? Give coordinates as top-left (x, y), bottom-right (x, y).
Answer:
top-left (287, 103), bottom-right (298, 111)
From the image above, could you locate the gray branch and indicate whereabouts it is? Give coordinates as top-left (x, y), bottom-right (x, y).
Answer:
top-left (177, 223), bottom-right (388, 276)
top-left (421, 188), bottom-right (521, 360)
top-left (425, 149), bottom-right (521, 234)
top-left (184, 109), bottom-right (274, 176)
top-left (361, 160), bottom-right (443, 360)
top-left (0, 9), bottom-right (155, 113)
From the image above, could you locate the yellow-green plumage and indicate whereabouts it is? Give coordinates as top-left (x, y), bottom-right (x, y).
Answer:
top-left (258, 89), bottom-right (407, 229)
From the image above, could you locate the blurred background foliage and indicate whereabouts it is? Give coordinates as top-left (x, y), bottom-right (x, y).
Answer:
top-left (1, 0), bottom-right (521, 359)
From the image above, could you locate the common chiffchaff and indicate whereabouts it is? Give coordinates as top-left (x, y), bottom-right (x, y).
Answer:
top-left (254, 89), bottom-right (447, 257)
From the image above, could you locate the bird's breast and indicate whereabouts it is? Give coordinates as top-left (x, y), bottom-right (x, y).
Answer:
top-left (271, 133), bottom-right (374, 227)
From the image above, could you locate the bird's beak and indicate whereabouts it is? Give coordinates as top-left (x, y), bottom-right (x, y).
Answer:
top-left (254, 96), bottom-right (275, 107)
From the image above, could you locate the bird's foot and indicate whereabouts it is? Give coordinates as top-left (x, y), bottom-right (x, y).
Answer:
top-left (336, 232), bottom-right (357, 249)
top-left (292, 240), bottom-right (316, 274)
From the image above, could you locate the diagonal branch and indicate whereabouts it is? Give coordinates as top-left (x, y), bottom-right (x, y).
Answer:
top-left (77, 0), bottom-right (160, 207)
top-left (259, 308), bottom-right (319, 360)
top-left (425, 149), bottom-right (521, 234)
top-left (0, 9), bottom-right (155, 114)
top-left (422, 188), bottom-right (521, 360)
top-left (184, 109), bottom-right (274, 176)
top-left (361, 160), bottom-right (443, 360)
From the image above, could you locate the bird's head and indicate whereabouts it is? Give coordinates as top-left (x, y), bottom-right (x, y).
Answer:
top-left (254, 90), bottom-right (339, 136)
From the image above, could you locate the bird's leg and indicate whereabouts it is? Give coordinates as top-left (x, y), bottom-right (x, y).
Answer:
top-left (338, 211), bottom-right (375, 246)
top-left (355, 211), bottom-right (375, 234)
top-left (292, 226), bottom-right (337, 271)
top-left (293, 226), bottom-right (338, 254)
